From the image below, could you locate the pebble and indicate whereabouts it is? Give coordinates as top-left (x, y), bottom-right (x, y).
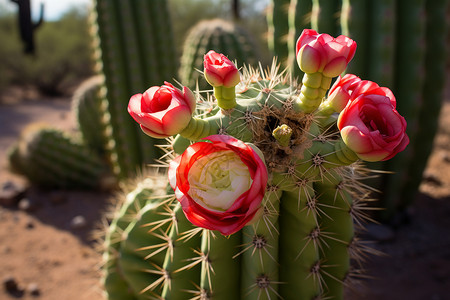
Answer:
top-left (27, 282), bottom-right (40, 296)
top-left (70, 215), bottom-right (87, 229)
top-left (365, 223), bottom-right (396, 242)
top-left (2, 276), bottom-right (22, 295)
top-left (18, 198), bottom-right (39, 212)
top-left (26, 220), bottom-right (35, 229)
top-left (0, 181), bottom-right (27, 207)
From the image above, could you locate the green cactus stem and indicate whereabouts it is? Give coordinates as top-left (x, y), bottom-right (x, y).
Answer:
top-left (90, 0), bottom-right (178, 179)
top-left (160, 204), bottom-right (201, 299)
top-left (267, 0), bottom-right (291, 67)
top-left (340, 0), bottom-right (370, 77)
top-left (398, 0), bottom-right (448, 211)
top-left (367, 0), bottom-right (396, 88)
top-left (287, 0), bottom-right (312, 79)
top-left (382, 0), bottom-right (426, 219)
top-left (311, 0), bottom-right (341, 36)
top-left (103, 60), bottom-right (375, 300)
top-left (72, 75), bottom-right (108, 156)
top-left (8, 124), bottom-right (110, 190)
top-left (294, 72), bottom-right (333, 113)
top-left (241, 187), bottom-right (282, 299)
top-left (214, 86), bottom-right (238, 110)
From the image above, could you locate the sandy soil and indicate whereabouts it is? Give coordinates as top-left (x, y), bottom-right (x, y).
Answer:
top-left (0, 85), bottom-right (449, 300)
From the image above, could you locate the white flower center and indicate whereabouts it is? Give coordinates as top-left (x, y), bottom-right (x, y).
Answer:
top-left (187, 150), bottom-right (252, 211)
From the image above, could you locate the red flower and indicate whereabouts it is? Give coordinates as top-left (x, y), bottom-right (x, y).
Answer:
top-left (128, 82), bottom-right (196, 138)
top-left (168, 135), bottom-right (268, 235)
top-left (337, 84), bottom-right (409, 161)
top-left (296, 29), bottom-right (357, 77)
top-left (204, 50), bottom-right (240, 88)
top-left (326, 74), bottom-right (362, 112)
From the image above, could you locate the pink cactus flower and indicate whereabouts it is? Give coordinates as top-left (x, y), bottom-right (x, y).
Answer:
top-left (327, 74), bottom-right (362, 112)
top-left (128, 82), bottom-right (196, 138)
top-left (168, 135), bottom-right (268, 235)
top-left (296, 29), bottom-right (357, 77)
top-left (204, 50), bottom-right (241, 88)
top-left (337, 85), bottom-right (409, 162)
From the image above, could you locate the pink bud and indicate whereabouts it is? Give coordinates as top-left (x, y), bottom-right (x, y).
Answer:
top-left (296, 29), bottom-right (357, 75)
top-left (128, 82), bottom-right (196, 138)
top-left (204, 50), bottom-right (240, 88)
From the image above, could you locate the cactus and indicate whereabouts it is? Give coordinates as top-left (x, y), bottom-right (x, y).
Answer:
top-left (269, 0), bottom-right (449, 220)
top-left (287, 0), bottom-right (312, 79)
top-left (396, 0), bottom-right (448, 211)
top-left (179, 19), bottom-right (259, 90)
top-left (89, 0), bottom-right (178, 179)
top-left (267, 0), bottom-right (291, 67)
top-left (10, 0), bottom-right (44, 54)
top-left (311, 0), bottom-right (341, 36)
top-left (72, 75), bottom-right (108, 156)
top-left (99, 21), bottom-right (411, 297)
top-left (8, 124), bottom-right (111, 189)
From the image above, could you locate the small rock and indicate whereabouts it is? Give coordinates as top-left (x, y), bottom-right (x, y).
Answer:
top-left (365, 223), bottom-right (396, 242)
top-left (0, 181), bottom-right (27, 207)
top-left (27, 282), bottom-right (40, 296)
top-left (70, 215), bottom-right (87, 229)
top-left (25, 220), bottom-right (35, 229)
top-left (18, 198), bottom-right (39, 212)
top-left (3, 276), bottom-right (22, 295)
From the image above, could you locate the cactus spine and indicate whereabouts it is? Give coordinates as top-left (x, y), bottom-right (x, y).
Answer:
top-left (103, 59), bottom-right (375, 299)
top-left (90, 0), bottom-right (178, 179)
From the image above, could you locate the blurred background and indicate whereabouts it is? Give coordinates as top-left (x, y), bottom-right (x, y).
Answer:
top-left (0, 0), bottom-right (270, 97)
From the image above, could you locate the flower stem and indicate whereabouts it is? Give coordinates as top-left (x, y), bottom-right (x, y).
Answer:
top-left (214, 86), bottom-right (237, 110)
top-left (293, 72), bottom-right (332, 113)
top-left (179, 117), bottom-right (218, 141)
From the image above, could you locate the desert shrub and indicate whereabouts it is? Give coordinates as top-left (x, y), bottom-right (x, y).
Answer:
top-left (0, 6), bottom-right (94, 96)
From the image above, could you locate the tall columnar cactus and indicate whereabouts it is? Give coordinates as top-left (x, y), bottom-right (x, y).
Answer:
top-left (267, 0), bottom-right (291, 67)
top-left (89, 0), bottom-right (178, 179)
top-left (10, 0), bottom-right (44, 54)
top-left (179, 19), bottom-right (259, 90)
top-left (8, 124), bottom-right (110, 189)
top-left (103, 29), bottom-right (409, 299)
top-left (269, 0), bottom-right (449, 220)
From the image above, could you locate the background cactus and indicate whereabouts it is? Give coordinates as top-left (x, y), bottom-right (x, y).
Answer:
top-left (89, 0), bottom-right (178, 179)
top-left (8, 124), bottom-right (110, 189)
top-left (268, 0), bottom-right (449, 220)
top-left (103, 60), bottom-right (376, 299)
top-left (10, 0), bottom-right (44, 54)
top-left (71, 75), bottom-right (108, 156)
top-left (179, 18), bottom-right (259, 90)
